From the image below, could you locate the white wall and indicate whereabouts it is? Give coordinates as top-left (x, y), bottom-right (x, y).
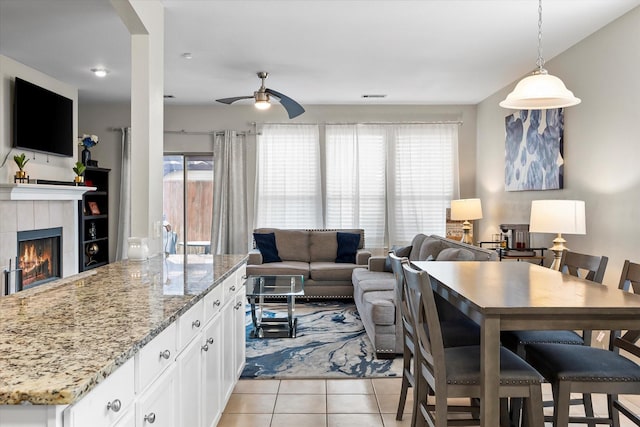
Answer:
top-left (476, 6), bottom-right (640, 286)
top-left (0, 55), bottom-right (78, 182)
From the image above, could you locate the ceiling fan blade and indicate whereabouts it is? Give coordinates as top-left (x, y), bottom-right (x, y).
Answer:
top-left (215, 95), bottom-right (254, 105)
top-left (265, 88), bottom-right (305, 119)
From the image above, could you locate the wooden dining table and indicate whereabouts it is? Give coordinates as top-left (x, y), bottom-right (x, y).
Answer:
top-left (412, 260), bottom-right (640, 427)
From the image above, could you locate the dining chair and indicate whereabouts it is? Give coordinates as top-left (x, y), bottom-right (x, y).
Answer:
top-left (502, 250), bottom-right (608, 426)
top-left (391, 253), bottom-right (482, 424)
top-left (403, 262), bottom-right (545, 427)
top-left (524, 259), bottom-right (640, 427)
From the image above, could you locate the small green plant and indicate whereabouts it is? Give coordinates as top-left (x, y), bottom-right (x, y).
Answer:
top-left (73, 161), bottom-right (86, 176)
top-left (13, 153), bottom-right (29, 171)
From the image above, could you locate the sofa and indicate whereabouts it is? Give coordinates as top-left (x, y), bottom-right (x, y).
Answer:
top-left (247, 228), bottom-right (371, 298)
top-left (351, 234), bottom-right (498, 358)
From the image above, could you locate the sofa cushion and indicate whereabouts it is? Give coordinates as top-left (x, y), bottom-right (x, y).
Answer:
top-left (419, 237), bottom-right (444, 261)
top-left (383, 245), bottom-right (412, 272)
top-left (362, 291), bottom-right (396, 325)
top-left (409, 233), bottom-right (428, 261)
top-left (309, 231), bottom-right (338, 261)
top-left (336, 232), bottom-right (361, 263)
top-left (253, 232), bottom-right (281, 263)
top-left (246, 261), bottom-right (310, 279)
top-left (310, 262), bottom-right (358, 281)
top-left (436, 247), bottom-right (475, 261)
top-left (275, 229), bottom-right (310, 262)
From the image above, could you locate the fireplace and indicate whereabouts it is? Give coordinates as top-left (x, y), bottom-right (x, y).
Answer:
top-left (16, 227), bottom-right (63, 291)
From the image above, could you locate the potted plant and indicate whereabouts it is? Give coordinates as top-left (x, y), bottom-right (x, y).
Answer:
top-left (73, 161), bottom-right (86, 184)
top-left (13, 153), bottom-right (29, 179)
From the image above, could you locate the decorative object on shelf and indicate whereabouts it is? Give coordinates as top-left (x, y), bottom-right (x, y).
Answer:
top-left (450, 198), bottom-right (483, 245)
top-left (87, 201), bottom-right (100, 215)
top-left (529, 199), bottom-right (586, 270)
top-left (128, 237), bottom-right (149, 261)
top-left (86, 242), bottom-right (99, 265)
top-left (13, 152), bottom-right (30, 183)
top-left (79, 134), bottom-right (99, 166)
top-left (88, 222), bottom-right (97, 240)
top-left (505, 108), bottom-right (564, 191)
top-left (72, 161), bottom-right (86, 184)
top-left (499, 0), bottom-right (580, 110)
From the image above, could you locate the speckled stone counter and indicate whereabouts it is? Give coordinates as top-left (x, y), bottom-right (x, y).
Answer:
top-left (0, 253), bottom-right (247, 405)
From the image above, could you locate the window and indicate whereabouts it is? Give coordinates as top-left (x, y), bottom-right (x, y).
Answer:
top-left (255, 124), bottom-right (322, 228)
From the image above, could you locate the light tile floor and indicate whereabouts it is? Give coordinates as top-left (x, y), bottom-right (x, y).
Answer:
top-left (220, 378), bottom-right (640, 427)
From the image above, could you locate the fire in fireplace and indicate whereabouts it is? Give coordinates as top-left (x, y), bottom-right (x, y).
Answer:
top-left (16, 227), bottom-right (62, 291)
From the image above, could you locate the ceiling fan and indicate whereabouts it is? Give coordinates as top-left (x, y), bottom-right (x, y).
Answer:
top-left (215, 71), bottom-right (305, 119)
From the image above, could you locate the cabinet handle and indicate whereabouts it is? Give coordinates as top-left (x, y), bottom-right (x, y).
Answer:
top-left (106, 399), bottom-right (121, 412)
top-left (229, 285), bottom-right (236, 292)
top-left (201, 344), bottom-right (209, 352)
top-left (192, 319), bottom-right (201, 328)
top-left (234, 301), bottom-right (242, 310)
top-left (207, 337), bottom-right (214, 344)
top-left (214, 299), bottom-right (221, 307)
top-left (159, 349), bottom-right (171, 360)
top-left (144, 412), bottom-right (156, 423)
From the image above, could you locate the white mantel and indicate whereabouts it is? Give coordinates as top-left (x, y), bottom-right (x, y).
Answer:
top-left (0, 183), bottom-right (95, 201)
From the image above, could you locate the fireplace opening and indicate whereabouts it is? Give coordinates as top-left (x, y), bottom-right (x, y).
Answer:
top-left (16, 227), bottom-right (62, 291)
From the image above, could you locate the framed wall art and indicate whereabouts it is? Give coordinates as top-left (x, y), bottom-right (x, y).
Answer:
top-left (504, 108), bottom-right (564, 191)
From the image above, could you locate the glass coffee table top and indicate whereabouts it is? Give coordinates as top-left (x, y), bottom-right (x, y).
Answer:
top-left (245, 275), bottom-right (305, 338)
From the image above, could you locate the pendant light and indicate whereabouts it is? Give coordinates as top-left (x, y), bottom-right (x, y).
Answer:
top-left (500, 0), bottom-right (580, 110)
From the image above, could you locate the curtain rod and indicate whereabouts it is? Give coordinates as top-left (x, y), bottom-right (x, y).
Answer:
top-left (164, 129), bottom-right (255, 136)
top-left (251, 120), bottom-right (463, 126)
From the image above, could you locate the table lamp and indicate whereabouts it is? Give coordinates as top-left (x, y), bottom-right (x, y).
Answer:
top-left (529, 200), bottom-right (586, 270)
top-left (450, 198), bottom-right (483, 245)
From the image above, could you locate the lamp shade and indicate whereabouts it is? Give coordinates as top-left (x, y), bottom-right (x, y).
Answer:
top-left (451, 198), bottom-right (483, 221)
top-left (499, 71), bottom-right (581, 110)
top-left (529, 200), bottom-right (586, 235)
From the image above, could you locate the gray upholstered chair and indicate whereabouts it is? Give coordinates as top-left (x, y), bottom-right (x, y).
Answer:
top-left (403, 263), bottom-right (544, 427)
top-left (524, 259), bottom-right (640, 427)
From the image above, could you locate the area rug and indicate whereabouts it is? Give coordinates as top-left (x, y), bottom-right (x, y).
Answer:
top-left (241, 301), bottom-right (402, 379)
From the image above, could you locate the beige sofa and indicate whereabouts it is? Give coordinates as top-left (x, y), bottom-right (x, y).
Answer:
top-left (351, 234), bottom-right (498, 358)
top-left (247, 228), bottom-right (371, 298)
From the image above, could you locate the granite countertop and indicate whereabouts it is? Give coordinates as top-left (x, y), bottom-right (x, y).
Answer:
top-left (0, 253), bottom-right (247, 406)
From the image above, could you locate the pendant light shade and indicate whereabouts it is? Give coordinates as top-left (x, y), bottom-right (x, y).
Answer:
top-left (499, 0), bottom-right (581, 110)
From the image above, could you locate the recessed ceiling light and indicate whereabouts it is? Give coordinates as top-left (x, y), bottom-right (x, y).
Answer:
top-left (181, 52), bottom-right (193, 60)
top-left (361, 94), bottom-right (387, 98)
top-left (91, 68), bottom-right (109, 78)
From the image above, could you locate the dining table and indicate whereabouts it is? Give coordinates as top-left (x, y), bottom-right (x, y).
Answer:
top-left (412, 260), bottom-right (640, 427)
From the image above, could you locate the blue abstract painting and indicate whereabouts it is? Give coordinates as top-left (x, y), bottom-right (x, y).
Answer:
top-left (505, 108), bottom-right (564, 191)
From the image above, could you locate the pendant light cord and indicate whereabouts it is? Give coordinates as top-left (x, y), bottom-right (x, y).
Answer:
top-left (536, 0), bottom-right (546, 71)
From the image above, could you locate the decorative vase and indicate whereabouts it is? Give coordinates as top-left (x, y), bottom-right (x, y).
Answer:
top-left (74, 175), bottom-right (84, 184)
top-left (82, 147), bottom-right (91, 165)
top-left (128, 237), bottom-right (149, 261)
top-left (15, 170), bottom-right (26, 179)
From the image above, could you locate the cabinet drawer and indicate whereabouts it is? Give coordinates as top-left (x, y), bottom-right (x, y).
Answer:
top-left (203, 283), bottom-right (223, 323)
top-left (223, 274), bottom-right (239, 302)
top-left (64, 357), bottom-right (135, 427)
top-left (235, 264), bottom-right (247, 288)
top-left (177, 299), bottom-right (204, 351)
top-left (136, 322), bottom-right (176, 393)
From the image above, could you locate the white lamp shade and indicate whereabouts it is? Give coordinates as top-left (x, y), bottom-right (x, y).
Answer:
top-left (529, 200), bottom-right (586, 235)
top-left (451, 198), bottom-right (483, 221)
top-left (499, 72), bottom-right (581, 110)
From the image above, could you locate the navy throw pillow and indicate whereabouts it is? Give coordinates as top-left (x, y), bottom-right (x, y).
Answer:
top-left (335, 232), bottom-right (361, 264)
top-left (253, 232), bottom-right (281, 263)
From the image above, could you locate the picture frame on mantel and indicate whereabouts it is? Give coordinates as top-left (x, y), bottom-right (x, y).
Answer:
top-left (504, 108), bottom-right (564, 191)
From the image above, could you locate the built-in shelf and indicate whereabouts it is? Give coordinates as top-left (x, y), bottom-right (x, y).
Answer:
top-left (0, 183), bottom-right (95, 201)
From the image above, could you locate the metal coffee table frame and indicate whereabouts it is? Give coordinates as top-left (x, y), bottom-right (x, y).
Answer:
top-left (245, 275), bottom-right (305, 338)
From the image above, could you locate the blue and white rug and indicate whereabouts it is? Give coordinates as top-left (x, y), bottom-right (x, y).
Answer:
top-left (242, 301), bottom-right (402, 379)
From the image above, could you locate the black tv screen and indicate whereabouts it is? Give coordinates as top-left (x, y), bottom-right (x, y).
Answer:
top-left (13, 77), bottom-right (73, 157)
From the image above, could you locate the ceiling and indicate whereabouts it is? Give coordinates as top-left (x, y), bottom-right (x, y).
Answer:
top-left (1, 0), bottom-right (639, 106)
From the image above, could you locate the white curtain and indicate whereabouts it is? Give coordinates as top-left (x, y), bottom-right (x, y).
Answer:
top-left (211, 131), bottom-right (248, 254)
top-left (115, 127), bottom-right (131, 260)
top-left (254, 124), bottom-right (322, 229)
top-left (326, 123), bottom-right (459, 246)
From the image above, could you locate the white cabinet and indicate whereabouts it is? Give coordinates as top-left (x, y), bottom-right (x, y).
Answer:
top-left (221, 267), bottom-right (246, 404)
top-left (136, 365), bottom-right (177, 427)
top-left (136, 323), bottom-right (176, 393)
top-left (177, 329), bottom-right (203, 427)
top-left (112, 408), bottom-right (135, 427)
top-left (202, 314), bottom-right (223, 427)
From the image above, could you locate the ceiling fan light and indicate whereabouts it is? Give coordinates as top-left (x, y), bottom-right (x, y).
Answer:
top-left (500, 70), bottom-right (581, 110)
top-left (254, 99), bottom-right (271, 110)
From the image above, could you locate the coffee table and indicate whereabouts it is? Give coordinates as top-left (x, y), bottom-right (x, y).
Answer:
top-left (245, 275), bottom-right (305, 338)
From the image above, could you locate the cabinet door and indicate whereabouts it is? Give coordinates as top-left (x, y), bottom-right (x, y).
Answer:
top-left (221, 299), bottom-right (236, 405)
top-left (233, 286), bottom-right (246, 379)
top-left (176, 337), bottom-right (202, 427)
top-left (136, 365), bottom-right (177, 427)
top-left (112, 408), bottom-right (135, 427)
top-left (202, 314), bottom-right (222, 427)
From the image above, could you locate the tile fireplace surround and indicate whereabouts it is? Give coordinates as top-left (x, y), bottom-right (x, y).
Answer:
top-left (0, 184), bottom-right (92, 292)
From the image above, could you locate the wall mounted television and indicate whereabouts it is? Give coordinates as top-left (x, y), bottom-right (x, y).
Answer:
top-left (13, 77), bottom-right (74, 157)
